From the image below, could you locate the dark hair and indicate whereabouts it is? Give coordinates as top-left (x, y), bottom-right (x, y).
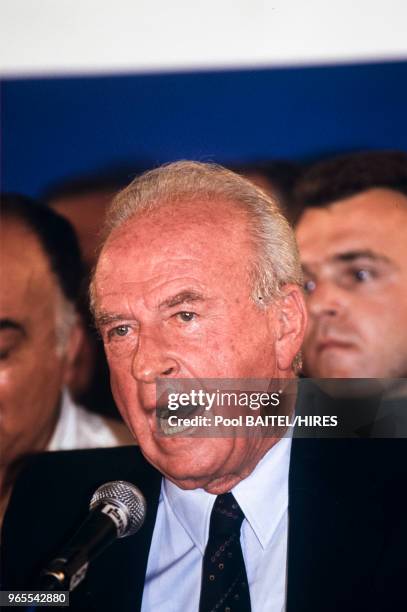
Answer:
top-left (294, 150), bottom-right (407, 212)
top-left (1, 193), bottom-right (84, 305)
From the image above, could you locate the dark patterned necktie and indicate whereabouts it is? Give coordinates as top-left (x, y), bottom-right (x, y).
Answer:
top-left (199, 492), bottom-right (252, 612)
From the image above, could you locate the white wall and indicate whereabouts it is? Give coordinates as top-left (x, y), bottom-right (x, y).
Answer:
top-left (1, 0), bottom-right (407, 77)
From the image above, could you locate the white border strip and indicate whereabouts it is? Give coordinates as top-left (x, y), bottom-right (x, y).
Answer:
top-left (1, 0), bottom-right (407, 77)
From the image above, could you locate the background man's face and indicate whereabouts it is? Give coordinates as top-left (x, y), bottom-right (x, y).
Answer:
top-left (296, 188), bottom-right (407, 378)
top-left (95, 199), bottom-right (300, 493)
top-left (0, 221), bottom-right (74, 467)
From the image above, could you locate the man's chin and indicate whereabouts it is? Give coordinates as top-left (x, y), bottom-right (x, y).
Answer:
top-left (147, 457), bottom-right (216, 490)
top-left (165, 473), bottom-right (211, 491)
top-left (306, 352), bottom-right (368, 378)
top-left (164, 471), bottom-right (242, 495)
top-left (142, 446), bottom-right (232, 491)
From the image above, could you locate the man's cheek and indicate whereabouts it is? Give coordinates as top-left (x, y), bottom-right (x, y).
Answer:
top-left (109, 371), bottom-right (134, 415)
top-left (0, 366), bottom-right (13, 387)
top-left (0, 366), bottom-right (31, 413)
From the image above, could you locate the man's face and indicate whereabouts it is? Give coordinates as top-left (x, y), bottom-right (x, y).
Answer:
top-left (94, 199), bottom-right (303, 493)
top-left (296, 188), bottom-right (407, 378)
top-left (0, 221), bottom-right (75, 467)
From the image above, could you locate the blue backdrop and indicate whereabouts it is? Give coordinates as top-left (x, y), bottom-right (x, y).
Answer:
top-left (2, 60), bottom-right (407, 197)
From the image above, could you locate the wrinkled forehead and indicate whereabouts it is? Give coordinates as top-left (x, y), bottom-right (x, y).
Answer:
top-left (106, 196), bottom-right (249, 241)
top-left (92, 199), bottom-right (254, 304)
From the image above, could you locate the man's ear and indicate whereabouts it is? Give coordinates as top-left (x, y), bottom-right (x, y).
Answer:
top-left (62, 317), bottom-right (86, 387)
top-left (272, 284), bottom-right (308, 373)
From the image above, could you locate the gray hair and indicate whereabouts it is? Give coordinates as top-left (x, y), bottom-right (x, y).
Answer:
top-left (55, 292), bottom-right (78, 356)
top-left (102, 161), bottom-right (302, 305)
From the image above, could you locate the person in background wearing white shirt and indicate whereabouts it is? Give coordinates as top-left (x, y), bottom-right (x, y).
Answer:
top-left (0, 195), bottom-right (133, 524)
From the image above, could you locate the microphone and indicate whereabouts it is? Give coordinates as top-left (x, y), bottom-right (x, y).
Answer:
top-left (37, 480), bottom-right (146, 592)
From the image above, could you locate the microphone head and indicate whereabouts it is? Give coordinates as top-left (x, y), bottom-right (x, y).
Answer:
top-left (90, 480), bottom-right (146, 538)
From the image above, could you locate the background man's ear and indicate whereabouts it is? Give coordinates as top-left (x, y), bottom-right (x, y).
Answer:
top-left (62, 317), bottom-right (87, 388)
top-left (273, 284), bottom-right (307, 373)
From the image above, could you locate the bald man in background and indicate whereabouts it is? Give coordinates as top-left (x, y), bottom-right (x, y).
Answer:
top-left (0, 195), bottom-right (133, 523)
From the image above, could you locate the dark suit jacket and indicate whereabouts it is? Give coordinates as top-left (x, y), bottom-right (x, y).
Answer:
top-left (2, 440), bottom-right (407, 611)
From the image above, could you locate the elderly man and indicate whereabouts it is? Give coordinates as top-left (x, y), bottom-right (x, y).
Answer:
top-left (0, 195), bottom-right (132, 523)
top-left (2, 164), bottom-right (406, 612)
top-left (294, 150), bottom-right (407, 378)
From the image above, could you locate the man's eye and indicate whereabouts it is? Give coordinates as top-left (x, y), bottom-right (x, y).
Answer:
top-left (108, 325), bottom-right (130, 339)
top-left (0, 331), bottom-right (23, 360)
top-left (176, 311), bottom-right (196, 323)
top-left (353, 269), bottom-right (372, 282)
top-left (303, 279), bottom-right (316, 294)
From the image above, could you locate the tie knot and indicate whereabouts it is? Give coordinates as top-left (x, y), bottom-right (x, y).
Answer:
top-left (210, 493), bottom-right (245, 537)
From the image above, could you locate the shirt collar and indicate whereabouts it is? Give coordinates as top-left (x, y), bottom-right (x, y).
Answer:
top-left (163, 478), bottom-right (216, 555)
top-left (233, 436), bottom-right (291, 549)
top-left (46, 388), bottom-right (72, 451)
top-left (163, 436), bottom-right (291, 554)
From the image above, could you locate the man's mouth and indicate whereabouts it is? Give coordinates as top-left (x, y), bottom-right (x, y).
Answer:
top-left (156, 403), bottom-right (204, 436)
top-left (316, 339), bottom-right (356, 353)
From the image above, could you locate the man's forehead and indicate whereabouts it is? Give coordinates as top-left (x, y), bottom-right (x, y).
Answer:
top-left (2, 220), bottom-right (50, 268)
top-left (107, 197), bottom-right (246, 237)
top-left (1, 223), bottom-right (63, 325)
top-left (299, 188), bottom-right (407, 228)
top-left (93, 206), bottom-right (253, 316)
top-left (94, 251), bottom-right (235, 308)
top-left (97, 276), bottom-right (205, 302)
top-left (297, 188), bottom-right (407, 263)
top-left (2, 238), bottom-right (56, 293)
top-left (97, 201), bottom-right (251, 273)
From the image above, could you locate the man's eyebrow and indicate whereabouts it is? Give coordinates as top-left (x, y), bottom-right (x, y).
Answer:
top-left (0, 319), bottom-right (26, 334)
top-left (159, 290), bottom-right (206, 310)
top-left (93, 292), bottom-right (206, 326)
top-left (93, 312), bottom-right (129, 328)
top-left (301, 250), bottom-right (394, 275)
top-left (332, 250), bottom-right (392, 264)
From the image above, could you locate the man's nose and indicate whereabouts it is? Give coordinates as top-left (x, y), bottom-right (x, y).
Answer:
top-left (131, 331), bottom-right (180, 383)
top-left (306, 280), bottom-right (346, 319)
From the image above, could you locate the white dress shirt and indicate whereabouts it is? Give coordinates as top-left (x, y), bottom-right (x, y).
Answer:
top-left (142, 436), bottom-right (291, 612)
top-left (47, 389), bottom-right (132, 451)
